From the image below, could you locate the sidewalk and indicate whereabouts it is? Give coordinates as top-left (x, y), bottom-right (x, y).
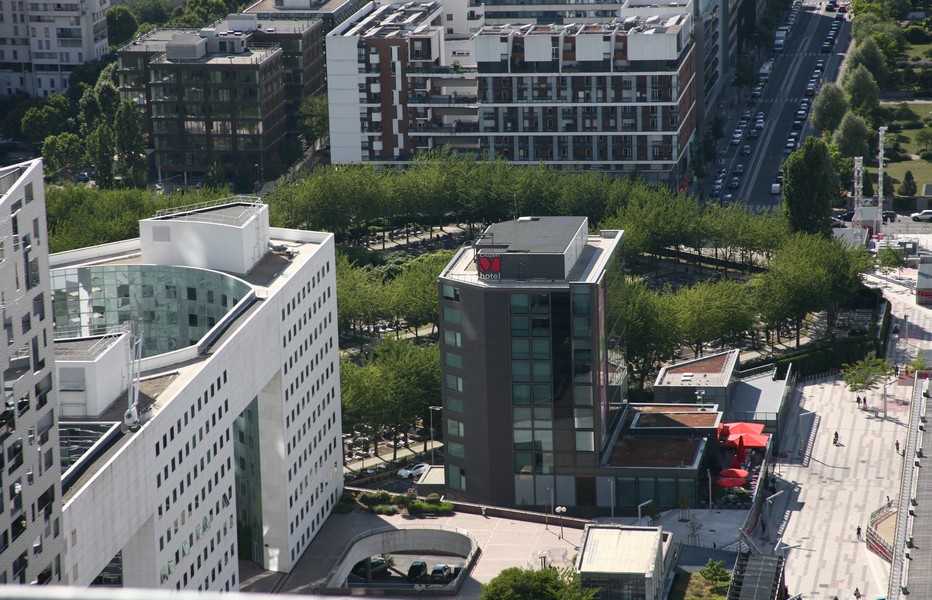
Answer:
top-left (343, 440), bottom-right (443, 475)
top-left (758, 268), bottom-right (932, 599)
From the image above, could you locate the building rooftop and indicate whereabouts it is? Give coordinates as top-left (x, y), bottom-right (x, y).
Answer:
top-left (483, 216), bottom-right (587, 254)
top-left (632, 408), bottom-right (720, 429)
top-left (245, 0), bottom-right (359, 17)
top-left (654, 349), bottom-right (739, 389)
top-left (119, 29), bottom-right (199, 54)
top-left (576, 525), bottom-right (662, 576)
top-left (150, 43), bottom-right (280, 65)
top-left (476, 12), bottom-right (687, 38)
top-left (151, 197), bottom-right (265, 227)
top-left (339, 1), bottom-right (441, 38)
top-left (608, 435), bottom-right (705, 468)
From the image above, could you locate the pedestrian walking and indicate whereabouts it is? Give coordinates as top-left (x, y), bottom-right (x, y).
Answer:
top-left (856, 526), bottom-right (862, 540)
top-left (896, 440), bottom-right (901, 454)
top-left (854, 587), bottom-right (861, 599)
top-left (895, 364), bottom-right (900, 377)
top-left (857, 397), bottom-right (861, 409)
top-left (834, 431), bottom-right (839, 446)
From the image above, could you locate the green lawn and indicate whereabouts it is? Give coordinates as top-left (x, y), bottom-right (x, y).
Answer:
top-left (879, 102), bottom-right (932, 192)
top-left (669, 572), bottom-right (728, 600)
top-left (903, 41), bottom-right (932, 61)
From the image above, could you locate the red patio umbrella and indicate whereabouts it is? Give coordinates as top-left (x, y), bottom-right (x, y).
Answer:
top-left (716, 477), bottom-right (747, 488)
top-left (737, 432), bottom-right (770, 449)
top-left (722, 422), bottom-right (765, 436)
top-left (719, 468), bottom-right (749, 478)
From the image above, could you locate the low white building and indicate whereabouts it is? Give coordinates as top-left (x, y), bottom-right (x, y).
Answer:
top-left (51, 197), bottom-right (343, 589)
top-left (575, 524), bottom-right (673, 600)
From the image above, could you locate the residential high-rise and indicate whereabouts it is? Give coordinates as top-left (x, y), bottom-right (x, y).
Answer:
top-left (50, 197), bottom-right (342, 589)
top-left (437, 217), bottom-right (625, 507)
top-left (327, 0), bottom-right (698, 184)
top-left (0, 0), bottom-right (109, 97)
top-left (0, 159), bottom-right (64, 584)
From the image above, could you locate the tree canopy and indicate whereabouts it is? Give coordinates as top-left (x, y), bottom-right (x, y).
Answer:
top-left (811, 83), bottom-right (848, 134)
top-left (107, 5), bottom-right (139, 47)
top-left (833, 112), bottom-right (871, 158)
top-left (782, 137), bottom-right (838, 236)
top-left (480, 567), bottom-right (597, 600)
top-left (297, 93), bottom-right (329, 146)
top-left (847, 37), bottom-right (888, 88)
top-left (842, 64), bottom-right (880, 117)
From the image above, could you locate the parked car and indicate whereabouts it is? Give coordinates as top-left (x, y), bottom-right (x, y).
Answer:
top-left (397, 462), bottom-right (430, 478)
top-left (822, 41), bottom-right (832, 52)
top-left (430, 564), bottom-right (453, 582)
top-left (721, 193), bottom-right (734, 206)
top-left (831, 216), bottom-right (845, 228)
top-left (883, 210), bottom-right (897, 223)
top-left (734, 164), bottom-right (745, 175)
top-left (792, 119), bottom-right (803, 129)
top-left (352, 557), bottom-right (389, 577)
top-left (748, 129), bottom-right (759, 139)
top-left (771, 183), bottom-right (782, 195)
top-left (911, 210), bottom-right (932, 222)
top-left (77, 171), bottom-right (90, 182)
top-left (407, 561), bottom-right (428, 582)
top-left (742, 144), bottom-right (751, 156)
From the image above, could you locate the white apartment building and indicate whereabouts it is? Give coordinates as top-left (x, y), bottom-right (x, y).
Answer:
top-left (49, 197), bottom-right (342, 589)
top-left (0, 0), bottom-right (109, 97)
top-left (327, 0), bottom-right (698, 184)
top-left (0, 159), bottom-right (64, 585)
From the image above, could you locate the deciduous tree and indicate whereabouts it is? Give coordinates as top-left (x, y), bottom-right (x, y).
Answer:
top-left (480, 567), bottom-right (597, 600)
top-left (847, 37), bottom-right (888, 88)
top-left (898, 170), bottom-right (917, 196)
top-left (811, 83), bottom-right (849, 134)
top-left (107, 5), bottom-right (139, 47)
top-left (297, 93), bottom-right (329, 145)
top-left (42, 133), bottom-right (83, 182)
top-left (782, 137), bottom-right (838, 236)
top-left (622, 278), bottom-right (680, 388)
top-left (113, 100), bottom-right (148, 188)
top-left (842, 64), bottom-right (880, 117)
top-left (85, 124), bottom-right (115, 189)
top-left (833, 112), bottom-right (870, 158)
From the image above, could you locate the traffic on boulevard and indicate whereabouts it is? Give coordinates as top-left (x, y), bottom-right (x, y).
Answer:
top-left (707, 0), bottom-right (852, 209)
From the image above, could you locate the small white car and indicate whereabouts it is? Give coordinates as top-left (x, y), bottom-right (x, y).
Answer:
top-left (911, 210), bottom-right (932, 222)
top-left (397, 462), bottom-right (430, 479)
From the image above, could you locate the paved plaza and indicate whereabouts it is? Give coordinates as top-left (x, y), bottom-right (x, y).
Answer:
top-left (760, 265), bottom-right (930, 600)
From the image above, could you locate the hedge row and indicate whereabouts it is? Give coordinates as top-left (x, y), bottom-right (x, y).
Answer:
top-left (745, 337), bottom-right (876, 378)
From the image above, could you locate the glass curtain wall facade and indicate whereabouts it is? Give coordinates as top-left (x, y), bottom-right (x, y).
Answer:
top-left (51, 265), bottom-right (251, 357)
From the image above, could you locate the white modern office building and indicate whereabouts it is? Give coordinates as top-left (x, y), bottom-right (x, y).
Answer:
top-left (49, 197), bottom-right (342, 589)
top-left (0, 0), bottom-right (109, 97)
top-left (0, 159), bottom-right (64, 585)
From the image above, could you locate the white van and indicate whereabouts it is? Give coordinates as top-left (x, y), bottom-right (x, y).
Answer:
top-left (771, 183), bottom-right (782, 195)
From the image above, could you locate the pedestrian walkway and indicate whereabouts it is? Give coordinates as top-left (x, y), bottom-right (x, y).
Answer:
top-left (755, 265), bottom-right (932, 599)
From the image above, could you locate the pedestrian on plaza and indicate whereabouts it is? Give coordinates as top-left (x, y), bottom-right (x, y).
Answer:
top-left (888, 496), bottom-right (893, 508)
top-left (895, 364), bottom-right (900, 377)
top-left (854, 587), bottom-right (861, 599)
top-left (896, 440), bottom-right (901, 454)
top-left (834, 431), bottom-right (839, 446)
top-left (856, 526), bottom-right (862, 540)
top-left (857, 397), bottom-right (861, 409)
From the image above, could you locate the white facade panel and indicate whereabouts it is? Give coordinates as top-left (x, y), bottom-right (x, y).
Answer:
top-left (327, 35), bottom-right (365, 164)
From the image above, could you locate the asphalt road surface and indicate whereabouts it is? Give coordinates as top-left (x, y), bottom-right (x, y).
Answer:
top-left (705, 1), bottom-right (852, 209)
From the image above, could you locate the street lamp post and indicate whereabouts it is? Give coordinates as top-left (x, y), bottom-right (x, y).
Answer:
top-left (254, 163), bottom-right (260, 194)
top-left (428, 405), bottom-right (442, 464)
top-left (555, 506), bottom-right (567, 539)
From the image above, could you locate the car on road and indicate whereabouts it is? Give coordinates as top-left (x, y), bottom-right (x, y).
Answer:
top-left (407, 561), bottom-right (428, 582)
top-left (742, 110), bottom-right (752, 120)
top-left (734, 164), bottom-right (745, 175)
top-left (752, 84), bottom-right (764, 98)
top-left (728, 177), bottom-right (740, 189)
top-left (911, 210), bottom-right (932, 222)
top-left (710, 187), bottom-right (721, 198)
top-left (771, 183), bottom-right (782, 195)
top-left (822, 41), bottom-right (832, 52)
top-left (784, 139), bottom-right (797, 152)
top-left (397, 462), bottom-right (430, 478)
top-left (831, 216), bottom-right (845, 228)
top-left (883, 210), bottom-right (897, 223)
top-left (796, 110), bottom-right (807, 120)
top-left (717, 168), bottom-right (728, 179)
top-left (748, 128), bottom-right (759, 139)
top-left (742, 144), bottom-right (751, 156)
top-left (793, 119), bottom-right (803, 129)
top-left (777, 168), bottom-right (784, 183)
top-left (815, 60), bottom-right (825, 70)
top-left (837, 4), bottom-right (847, 12)
top-left (800, 99), bottom-right (810, 111)
top-left (430, 564), bottom-right (453, 583)
top-left (722, 193), bottom-right (734, 206)
top-left (731, 133), bottom-right (742, 145)
top-left (77, 171), bottom-right (90, 182)
top-left (755, 119), bottom-right (765, 130)
top-left (805, 83), bottom-right (816, 96)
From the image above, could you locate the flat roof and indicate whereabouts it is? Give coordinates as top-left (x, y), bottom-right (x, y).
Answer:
top-left (119, 29), bottom-right (198, 53)
top-left (654, 349), bottom-right (739, 389)
top-left (340, 1), bottom-right (441, 38)
top-left (632, 411), bottom-right (719, 429)
top-left (608, 435), bottom-right (704, 468)
top-left (730, 371), bottom-right (788, 417)
top-left (245, 0), bottom-right (359, 16)
top-left (577, 525), bottom-right (661, 575)
top-left (54, 333), bottom-right (124, 361)
top-left (151, 44), bottom-right (280, 65)
top-left (483, 216), bottom-right (586, 254)
top-left (151, 198), bottom-right (265, 227)
top-left (441, 229), bottom-right (621, 287)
